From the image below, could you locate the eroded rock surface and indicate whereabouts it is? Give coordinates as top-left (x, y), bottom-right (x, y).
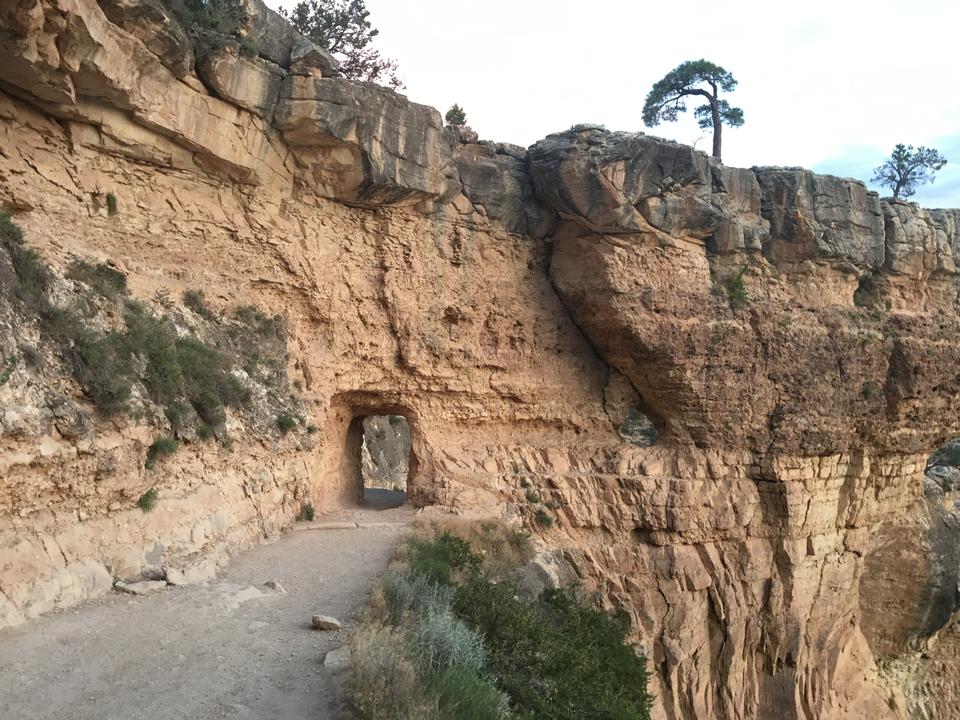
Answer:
top-left (1, 3), bottom-right (959, 719)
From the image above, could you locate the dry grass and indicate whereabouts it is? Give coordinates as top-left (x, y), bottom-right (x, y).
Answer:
top-left (350, 622), bottom-right (439, 720)
top-left (399, 518), bottom-right (533, 578)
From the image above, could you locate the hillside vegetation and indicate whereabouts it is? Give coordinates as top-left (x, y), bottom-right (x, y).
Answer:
top-left (351, 520), bottom-right (652, 720)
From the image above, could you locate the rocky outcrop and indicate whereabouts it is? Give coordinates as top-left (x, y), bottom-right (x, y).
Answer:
top-left (97, 0), bottom-right (195, 78)
top-left (236, 0), bottom-right (323, 69)
top-left (455, 141), bottom-right (554, 237)
top-left (1, 3), bottom-right (960, 719)
top-left (528, 125), bottom-right (960, 718)
top-left (197, 43), bottom-right (284, 117)
top-left (528, 126), bottom-right (769, 251)
top-left (754, 167), bottom-right (885, 267)
top-left (275, 76), bottom-right (459, 205)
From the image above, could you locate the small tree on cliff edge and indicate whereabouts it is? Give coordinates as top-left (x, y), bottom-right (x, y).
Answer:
top-left (642, 59), bottom-right (743, 162)
top-left (872, 144), bottom-right (947, 199)
top-left (445, 104), bottom-right (467, 126)
top-left (283, 0), bottom-right (402, 88)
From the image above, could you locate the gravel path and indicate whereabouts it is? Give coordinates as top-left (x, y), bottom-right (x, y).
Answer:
top-left (0, 501), bottom-right (414, 720)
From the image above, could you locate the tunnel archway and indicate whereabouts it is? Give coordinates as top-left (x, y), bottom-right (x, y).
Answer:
top-left (355, 415), bottom-right (412, 508)
top-left (327, 392), bottom-right (428, 509)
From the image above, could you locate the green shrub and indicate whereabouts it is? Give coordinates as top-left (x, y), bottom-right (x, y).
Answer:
top-left (618, 407), bottom-right (659, 447)
top-left (405, 520), bottom-right (532, 579)
top-left (137, 487), bottom-right (159, 512)
top-left (73, 330), bottom-right (136, 414)
top-left (0, 355), bottom-right (17, 386)
top-left (534, 508), bottom-right (554, 528)
top-left (381, 571), bottom-right (456, 624)
top-left (66, 260), bottom-right (127, 299)
top-left (359, 533), bottom-right (651, 720)
top-left (1, 214), bottom-right (294, 434)
top-left (854, 275), bottom-right (882, 309)
top-left (105, 192), bottom-right (118, 216)
top-left (176, 336), bottom-right (249, 425)
top-left (164, 0), bottom-right (243, 35)
top-left (862, 381), bottom-right (880, 400)
top-left (429, 665), bottom-right (504, 720)
top-left (1, 212), bottom-right (51, 308)
top-left (297, 503), bottom-right (315, 521)
top-left (197, 422), bottom-right (214, 440)
top-left (183, 289), bottom-right (214, 320)
top-left (724, 267), bottom-right (748, 310)
top-left (145, 436), bottom-right (178, 469)
top-left (236, 37), bottom-right (259, 57)
top-left (0, 212), bottom-right (24, 245)
top-left (929, 440), bottom-right (960, 468)
top-left (277, 412), bottom-right (297, 433)
top-left (454, 579), bottom-right (650, 720)
top-left (358, 572), bottom-right (505, 720)
top-left (18, 343), bottom-right (42, 369)
top-left (524, 489), bottom-right (541, 504)
top-left (125, 303), bottom-right (182, 404)
top-left (234, 304), bottom-right (284, 339)
top-left (407, 533), bottom-right (482, 586)
top-left (165, 402), bottom-right (189, 433)
top-left (410, 604), bottom-right (487, 674)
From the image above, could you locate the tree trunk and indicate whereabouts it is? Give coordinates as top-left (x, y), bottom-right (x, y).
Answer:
top-left (710, 99), bottom-right (722, 161)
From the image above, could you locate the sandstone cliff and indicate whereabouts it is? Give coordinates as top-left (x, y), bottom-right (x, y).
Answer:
top-left (1, 1), bottom-right (959, 718)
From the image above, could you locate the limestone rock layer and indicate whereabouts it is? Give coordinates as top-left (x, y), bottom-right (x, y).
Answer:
top-left (1, 2), bottom-right (959, 719)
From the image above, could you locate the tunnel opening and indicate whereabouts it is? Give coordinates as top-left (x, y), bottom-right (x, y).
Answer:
top-left (358, 415), bottom-right (412, 509)
top-left (618, 407), bottom-right (659, 446)
top-left (328, 392), bottom-right (429, 511)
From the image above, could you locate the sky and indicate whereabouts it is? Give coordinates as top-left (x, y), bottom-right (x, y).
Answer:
top-left (269, 0), bottom-right (959, 208)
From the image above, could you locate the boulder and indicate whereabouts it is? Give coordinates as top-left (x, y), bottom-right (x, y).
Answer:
top-left (311, 614), bottom-right (343, 630)
top-left (510, 550), bottom-right (578, 599)
top-left (322, 645), bottom-right (350, 671)
top-left (197, 43), bottom-right (285, 118)
top-left (275, 76), bottom-right (460, 206)
top-left (448, 124), bottom-right (479, 144)
top-left (289, 38), bottom-right (339, 76)
top-left (236, 0), bottom-right (305, 68)
top-left (97, 0), bottom-right (195, 79)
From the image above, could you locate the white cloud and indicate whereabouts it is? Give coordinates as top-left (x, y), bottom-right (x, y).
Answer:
top-left (269, 0), bottom-right (959, 205)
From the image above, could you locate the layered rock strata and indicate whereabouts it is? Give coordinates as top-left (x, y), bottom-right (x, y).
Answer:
top-left (1, 1), bottom-right (959, 719)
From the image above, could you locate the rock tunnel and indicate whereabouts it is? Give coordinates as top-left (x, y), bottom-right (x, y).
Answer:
top-left (324, 393), bottom-right (427, 509)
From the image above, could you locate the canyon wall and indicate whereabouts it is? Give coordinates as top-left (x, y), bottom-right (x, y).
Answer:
top-left (1, 1), bottom-right (959, 718)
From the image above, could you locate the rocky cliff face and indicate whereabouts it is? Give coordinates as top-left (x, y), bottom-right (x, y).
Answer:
top-left (1, 1), bottom-right (958, 718)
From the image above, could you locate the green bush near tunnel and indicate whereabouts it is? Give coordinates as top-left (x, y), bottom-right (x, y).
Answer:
top-left (352, 530), bottom-right (651, 720)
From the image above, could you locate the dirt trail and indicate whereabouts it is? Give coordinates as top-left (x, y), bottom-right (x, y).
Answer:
top-left (0, 501), bottom-right (415, 720)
